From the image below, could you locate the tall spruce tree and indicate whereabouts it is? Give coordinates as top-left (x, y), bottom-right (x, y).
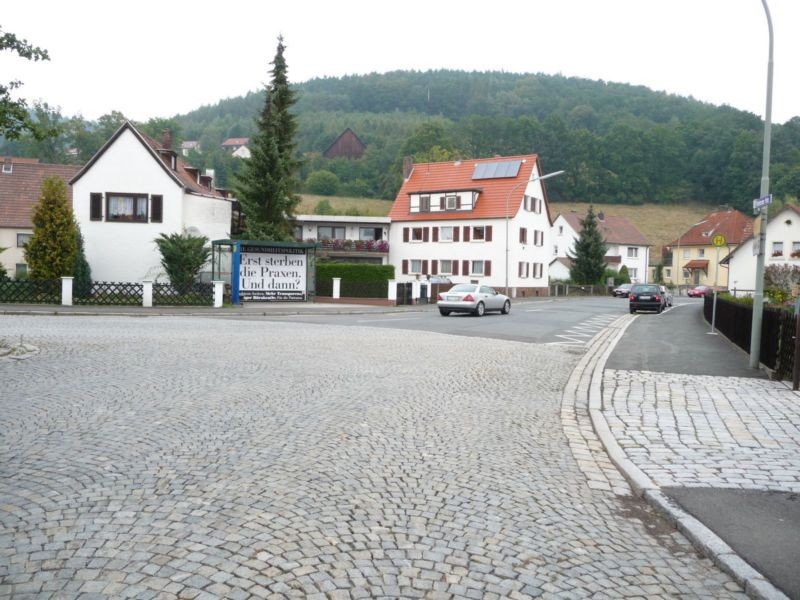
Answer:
top-left (569, 206), bottom-right (607, 284)
top-left (235, 36), bottom-right (299, 240)
top-left (25, 177), bottom-right (78, 279)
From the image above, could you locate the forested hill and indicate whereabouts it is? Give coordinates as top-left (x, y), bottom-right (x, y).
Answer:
top-left (4, 70), bottom-right (799, 209)
top-left (173, 70), bottom-right (800, 209)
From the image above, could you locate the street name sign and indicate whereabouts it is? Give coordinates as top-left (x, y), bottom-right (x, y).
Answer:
top-left (753, 194), bottom-right (772, 212)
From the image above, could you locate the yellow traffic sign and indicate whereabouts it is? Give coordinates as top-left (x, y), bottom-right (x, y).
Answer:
top-left (712, 234), bottom-right (726, 247)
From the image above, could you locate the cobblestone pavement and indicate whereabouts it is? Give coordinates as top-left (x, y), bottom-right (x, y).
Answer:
top-left (1, 316), bottom-right (744, 599)
top-left (604, 369), bottom-right (800, 493)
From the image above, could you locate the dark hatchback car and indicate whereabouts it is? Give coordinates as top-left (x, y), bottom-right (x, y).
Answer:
top-left (629, 283), bottom-right (666, 314)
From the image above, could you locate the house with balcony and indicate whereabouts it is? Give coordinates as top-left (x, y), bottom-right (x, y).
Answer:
top-left (292, 214), bottom-right (390, 264)
top-left (0, 157), bottom-right (80, 279)
top-left (551, 210), bottom-right (651, 283)
top-left (723, 205), bottom-right (800, 293)
top-left (664, 209), bottom-right (753, 288)
top-left (388, 155), bottom-right (554, 296)
top-left (71, 122), bottom-right (235, 282)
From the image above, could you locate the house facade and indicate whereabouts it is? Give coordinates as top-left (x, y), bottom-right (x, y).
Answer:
top-left (293, 214), bottom-right (390, 265)
top-left (388, 155), bottom-right (554, 296)
top-left (725, 206), bottom-right (800, 293)
top-left (71, 122), bottom-right (234, 283)
top-left (221, 137), bottom-right (251, 159)
top-left (552, 211), bottom-right (651, 283)
top-left (665, 209), bottom-right (753, 288)
top-left (0, 157), bottom-right (80, 278)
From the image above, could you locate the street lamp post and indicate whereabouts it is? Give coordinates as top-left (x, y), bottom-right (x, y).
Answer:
top-left (504, 170), bottom-right (565, 296)
top-left (749, 0), bottom-right (774, 369)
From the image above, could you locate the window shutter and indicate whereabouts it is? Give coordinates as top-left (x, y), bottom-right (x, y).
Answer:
top-left (486, 226), bottom-right (493, 242)
top-left (453, 227), bottom-right (460, 242)
top-left (432, 261), bottom-right (438, 275)
top-left (518, 262), bottom-right (523, 277)
top-left (485, 260), bottom-right (492, 276)
top-left (462, 260), bottom-right (469, 275)
top-left (432, 227), bottom-right (439, 242)
top-left (440, 197), bottom-right (445, 210)
top-left (402, 260), bottom-right (408, 274)
top-left (452, 260), bottom-right (459, 275)
top-left (90, 193), bottom-right (103, 221)
top-left (150, 195), bottom-right (163, 223)
top-left (423, 227), bottom-right (429, 242)
top-left (456, 197), bottom-right (462, 209)
top-left (403, 227), bottom-right (409, 242)
top-left (422, 260), bottom-right (429, 275)
top-left (463, 227), bottom-right (470, 242)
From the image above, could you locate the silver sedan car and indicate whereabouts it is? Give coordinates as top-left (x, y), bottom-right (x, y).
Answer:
top-left (436, 283), bottom-right (511, 316)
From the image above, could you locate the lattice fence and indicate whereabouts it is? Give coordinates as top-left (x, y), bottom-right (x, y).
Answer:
top-left (0, 279), bottom-right (61, 304)
top-left (153, 283), bottom-right (213, 306)
top-left (73, 282), bottom-right (143, 306)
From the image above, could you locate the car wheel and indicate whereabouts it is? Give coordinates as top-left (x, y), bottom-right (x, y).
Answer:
top-left (439, 308), bottom-right (450, 316)
top-left (501, 300), bottom-right (511, 315)
top-left (657, 304), bottom-right (663, 314)
top-left (475, 302), bottom-right (485, 317)
top-left (630, 308), bottom-right (636, 314)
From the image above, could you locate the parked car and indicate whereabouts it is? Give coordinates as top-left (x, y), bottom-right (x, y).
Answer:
top-left (659, 285), bottom-right (674, 307)
top-left (629, 283), bottom-right (666, 314)
top-left (612, 283), bottom-right (633, 297)
top-left (437, 283), bottom-right (511, 316)
top-left (687, 285), bottom-right (712, 298)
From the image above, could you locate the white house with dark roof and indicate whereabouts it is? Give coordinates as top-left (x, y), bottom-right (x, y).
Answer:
top-left (552, 211), bottom-right (651, 283)
top-left (71, 122), bottom-right (234, 282)
top-left (388, 155), bottom-right (555, 297)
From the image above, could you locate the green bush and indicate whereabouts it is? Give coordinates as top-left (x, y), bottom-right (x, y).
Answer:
top-left (306, 170), bottom-right (340, 196)
top-left (154, 232), bottom-right (211, 292)
top-left (316, 262), bottom-right (394, 283)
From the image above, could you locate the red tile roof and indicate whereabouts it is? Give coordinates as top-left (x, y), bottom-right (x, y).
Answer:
top-left (222, 137), bottom-right (249, 147)
top-left (684, 259), bottom-right (710, 269)
top-left (0, 159), bottom-right (81, 228)
top-left (666, 209), bottom-right (753, 247)
top-left (559, 211), bottom-right (650, 246)
top-left (71, 122), bottom-right (228, 200)
top-left (388, 155), bottom-right (551, 222)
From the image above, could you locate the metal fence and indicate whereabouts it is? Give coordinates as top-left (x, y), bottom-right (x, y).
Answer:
top-left (73, 281), bottom-right (143, 306)
top-left (0, 279), bottom-right (61, 304)
top-left (550, 284), bottom-right (610, 297)
top-left (703, 295), bottom-right (794, 379)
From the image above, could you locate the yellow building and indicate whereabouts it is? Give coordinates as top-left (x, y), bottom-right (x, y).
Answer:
top-left (664, 209), bottom-right (753, 290)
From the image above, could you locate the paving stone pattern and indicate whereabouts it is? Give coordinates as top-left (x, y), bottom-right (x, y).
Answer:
top-left (604, 369), bottom-right (800, 492)
top-left (1, 316), bottom-right (743, 598)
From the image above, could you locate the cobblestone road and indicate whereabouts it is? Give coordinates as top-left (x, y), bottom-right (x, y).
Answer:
top-left (1, 316), bottom-right (743, 598)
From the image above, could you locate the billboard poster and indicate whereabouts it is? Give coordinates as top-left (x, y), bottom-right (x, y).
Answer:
top-left (239, 245), bottom-right (307, 301)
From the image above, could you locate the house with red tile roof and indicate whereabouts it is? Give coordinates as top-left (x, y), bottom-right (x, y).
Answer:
top-left (0, 157), bottom-right (80, 278)
top-left (723, 205), bottom-right (800, 293)
top-left (664, 209), bottom-right (753, 288)
top-left (551, 211), bottom-right (651, 283)
top-left (221, 137), bottom-right (251, 159)
top-left (70, 121), bottom-right (235, 282)
top-left (388, 155), bottom-right (554, 297)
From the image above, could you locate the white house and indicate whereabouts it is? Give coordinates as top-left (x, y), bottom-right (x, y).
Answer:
top-left (221, 137), bottom-right (251, 159)
top-left (292, 214), bottom-right (390, 265)
top-left (725, 205), bottom-right (800, 293)
top-left (552, 211), bottom-right (651, 283)
top-left (388, 155), bottom-right (554, 297)
top-left (71, 122), bottom-right (234, 282)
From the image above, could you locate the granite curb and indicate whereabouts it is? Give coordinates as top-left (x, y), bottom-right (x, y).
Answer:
top-left (581, 314), bottom-right (790, 600)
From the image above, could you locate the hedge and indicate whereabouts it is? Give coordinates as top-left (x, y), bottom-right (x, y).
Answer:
top-left (316, 263), bottom-right (394, 283)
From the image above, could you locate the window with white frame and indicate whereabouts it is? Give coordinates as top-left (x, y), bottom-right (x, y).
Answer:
top-left (683, 249), bottom-right (690, 259)
top-left (471, 260), bottom-right (484, 275)
top-left (445, 195), bottom-right (457, 210)
top-left (558, 225), bottom-right (563, 235)
top-left (534, 230), bottom-right (544, 246)
top-left (440, 226), bottom-right (453, 242)
top-left (792, 242), bottom-right (800, 258)
top-left (697, 248), bottom-right (705, 258)
top-left (629, 268), bottom-right (638, 280)
top-left (533, 262), bottom-right (543, 278)
top-left (682, 268), bottom-right (690, 279)
top-left (472, 226), bottom-right (485, 241)
top-left (359, 227), bottom-right (382, 241)
top-left (627, 247), bottom-right (638, 258)
top-left (318, 225), bottom-right (345, 240)
top-left (106, 193), bottom-right (148, 222)
top-left (773, 241), bottom-right (784, 257)
top-left (16, 233), bottom-right (31, 247)
top-left (439, 259), bottom-right (453, 274)
top-left (411, 227), bottom-right (423, 242)
top-left (533, 197), bottom-right (543, 214)
top-left (553, 244), bottom-right (558, 255)
top-left (518, 262), bottom-right (530, 278)
top-left (665, 268), bottom-right (672, 278)
top-left (410, 259), bottom-right (422, 274)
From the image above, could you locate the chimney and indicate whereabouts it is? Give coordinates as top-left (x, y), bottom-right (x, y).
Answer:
top-left (2, 156), bottom-right (11, 174)
top-left (162, 128), bottom-right (173, 150)
top-left (402, 156), bottom-right (413, 180)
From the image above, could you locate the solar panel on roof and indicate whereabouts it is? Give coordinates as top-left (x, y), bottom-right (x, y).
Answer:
top-left (472, 160), bottom-right (522, 180)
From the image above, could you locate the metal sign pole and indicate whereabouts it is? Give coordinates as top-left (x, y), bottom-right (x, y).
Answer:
top-left (710, 244), bottom-right (720, 334)
top-left (231, 242), bottom-right (241, 306)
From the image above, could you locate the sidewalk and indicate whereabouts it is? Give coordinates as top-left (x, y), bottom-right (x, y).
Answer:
top-left (586, 307), bottom-right (800, 599)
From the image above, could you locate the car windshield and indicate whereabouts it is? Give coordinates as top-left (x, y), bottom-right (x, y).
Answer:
top-left (633, 285), bottom-right (658, 293)
top-left (449, 284), bottom-right (477, 293)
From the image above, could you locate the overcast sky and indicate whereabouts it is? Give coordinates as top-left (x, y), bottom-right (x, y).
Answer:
top-left (3, 0), bottom-right (798, 124)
